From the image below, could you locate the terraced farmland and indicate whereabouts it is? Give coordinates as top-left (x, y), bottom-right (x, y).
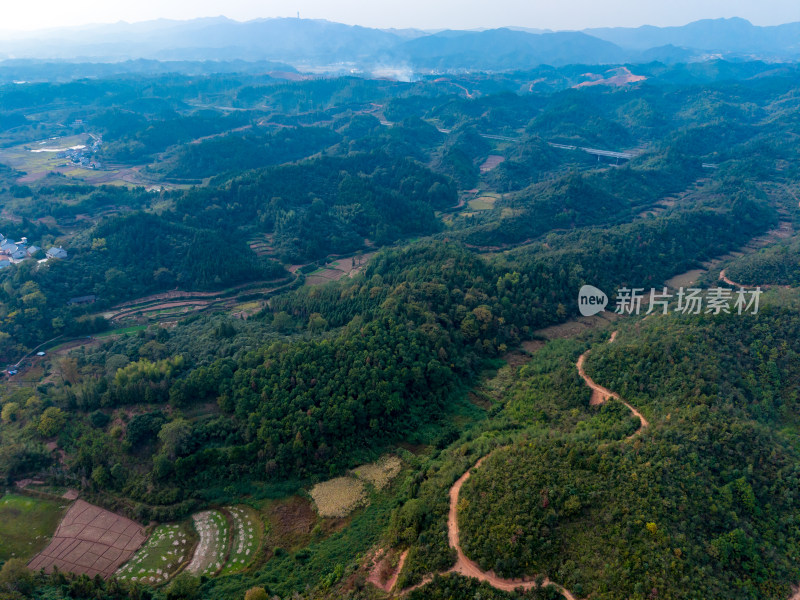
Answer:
top-left (115, 523), bottom-right (194, 585)
top-left (220, 506), bottom-right (262, 575)
top-left (114, 506), bottom-right (265, 585)
top-left (186, 510), bottom-right (229, 576)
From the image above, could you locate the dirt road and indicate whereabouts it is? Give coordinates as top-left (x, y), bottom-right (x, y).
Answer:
top-left (399, 331), bottom-right (646, 599)
top-left (445, 454), bottom-right (577, 599)
top-left (576, 331), bottom-right (648, 433)
top-left (368, 549), bottom-right (409, 593)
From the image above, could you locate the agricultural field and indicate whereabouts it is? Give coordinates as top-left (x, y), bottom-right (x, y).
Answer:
top-left (351, 455), bottom-right (403, 491)
top-left (185, 510), bottom-right (230, 576)
top-left (115, 523), bottom-right (195, 585)
top-left (0, 493), bottom-right (69, 561)
top-left (309, 476), bottom-right (367, 518)
top-left (467, 195), bottom-right (498, 211)
top-left (219, 506), bottom-right (263, 575)
top-left (28, 499), bottom-right (146, 578)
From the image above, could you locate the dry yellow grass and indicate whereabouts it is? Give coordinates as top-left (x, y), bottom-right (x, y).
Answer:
top-left (309, 477), bottom-right (366, 518)
top-left (351, 455), bottom-right (402, 491)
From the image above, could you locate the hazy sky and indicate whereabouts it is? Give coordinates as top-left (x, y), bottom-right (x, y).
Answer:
top-left (3, 0), bottom-right (800, 32)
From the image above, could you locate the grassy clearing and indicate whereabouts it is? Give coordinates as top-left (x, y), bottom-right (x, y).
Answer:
top-left (351, 455), bottom-right (403, 491)
top-left (219, 506), bottom-right (263, 575)
top-left (94, 325), bottom-right (148, 338)
top-left (0, 493), bottom-right (70, 561)
top-left (467, 196), bottom-right (497, 211)
top-left (186, 510), bottom-right (230, 576)
top-left (309, 477), bottom-right (367, 518)
top-left (116, 523), bottom-right (195, 585)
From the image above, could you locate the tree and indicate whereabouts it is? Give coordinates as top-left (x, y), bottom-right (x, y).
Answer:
top-left (91, 465), bottom-right (110, 488)
top-left (158, 419), bottom-right (193, 459)
top-left (308, 312), bottom-right (328, 333)
top-left (38, 407), bottom-right (66, 438)
top-left (244, 588), bottom-right (269, 600)
top-left (1, 402), bottom-right (20, 423)
top-left (272, 311), bottom-right (293, 333)
top-left (165, 573), bottom-right (199, 600)
top-left (153, 454), bottom-right (173, 480)
top-left (0, 559), bottom-right (33, 595)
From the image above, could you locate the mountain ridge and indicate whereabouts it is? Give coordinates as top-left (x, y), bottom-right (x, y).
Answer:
top-left (1, 16), bottom-right (798, 72)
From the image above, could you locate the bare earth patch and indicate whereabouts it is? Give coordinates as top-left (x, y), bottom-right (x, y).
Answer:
top-left (574, 67), bottom-right (646, 88)
top-left (309, 477), bottom-right (367, 518)
top-left (479, 155), bottom-right (506, 173)
top-left (28, 499), bottom-right (146, 579)
top-left (367, 547), bottom-right (408, 592)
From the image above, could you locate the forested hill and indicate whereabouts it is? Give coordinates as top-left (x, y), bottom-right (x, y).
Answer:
top-left (458, 310), bottom-right (800, 599)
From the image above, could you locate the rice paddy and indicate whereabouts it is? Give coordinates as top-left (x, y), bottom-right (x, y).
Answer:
top-left (467, 196), bottom-right (498, 211)
top-left (0, 493), bottom-right (69, 562)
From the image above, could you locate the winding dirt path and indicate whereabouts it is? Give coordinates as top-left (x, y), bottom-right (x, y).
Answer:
top-left (368, 549), bottom-right (409, 593)
top-left (445, 455), bottom-right (577, 599)
top-left (718, 269), bottom-right (747, 289)
top-left (400, 331), bottom-right (644, 599)
top-left (576, 331), bottom-right (648, 434)
top-left (718, 268), bottom-right (791, 292)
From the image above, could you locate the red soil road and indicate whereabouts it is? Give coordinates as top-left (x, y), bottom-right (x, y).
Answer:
top-left (446, 455), bottom-right (578, 600)
top-left (576, 331), bottom-right (649, 433)
top-left (367, 548), bottom-right (409, 593)
top-left (718, 269), bottom-right (792, 291)
top-left (28, 499), bottom-right (146, 579)
top-left (434, 331), bottom-right (646, 600)
top-left (718, 269), bottom-right (744, 288)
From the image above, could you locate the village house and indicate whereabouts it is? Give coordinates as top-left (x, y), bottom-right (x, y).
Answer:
top-left (0, 232), bottom-right (67, 267)
top-left (46, 246), bottom-right (68, 260)
top-left (67, 295), bottom-right (97, 306)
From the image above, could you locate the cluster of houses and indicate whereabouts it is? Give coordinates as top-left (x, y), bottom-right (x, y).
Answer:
top-left (57, 135), bottom-right (103, 170)
top-left (0, 233), bottom-right (67, 270)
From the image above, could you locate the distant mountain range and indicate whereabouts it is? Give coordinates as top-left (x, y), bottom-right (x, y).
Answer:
top-left (0, 16), bottom-right (798, 76)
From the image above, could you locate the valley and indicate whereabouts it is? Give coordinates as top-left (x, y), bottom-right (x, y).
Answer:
top-left (1, 49), bottom-right (800, 600)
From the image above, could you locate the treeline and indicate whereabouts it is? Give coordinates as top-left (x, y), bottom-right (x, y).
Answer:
top-left (157, 126), bottom-right (342, 180)
top-left (0, 561), bottom-right (156, 600)
top-left (453, 148), bottom-right (707, 248)
top-left (724, 240), bottom-right (800, 287)
top-left (92, 109), bottom-right (253, 163)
